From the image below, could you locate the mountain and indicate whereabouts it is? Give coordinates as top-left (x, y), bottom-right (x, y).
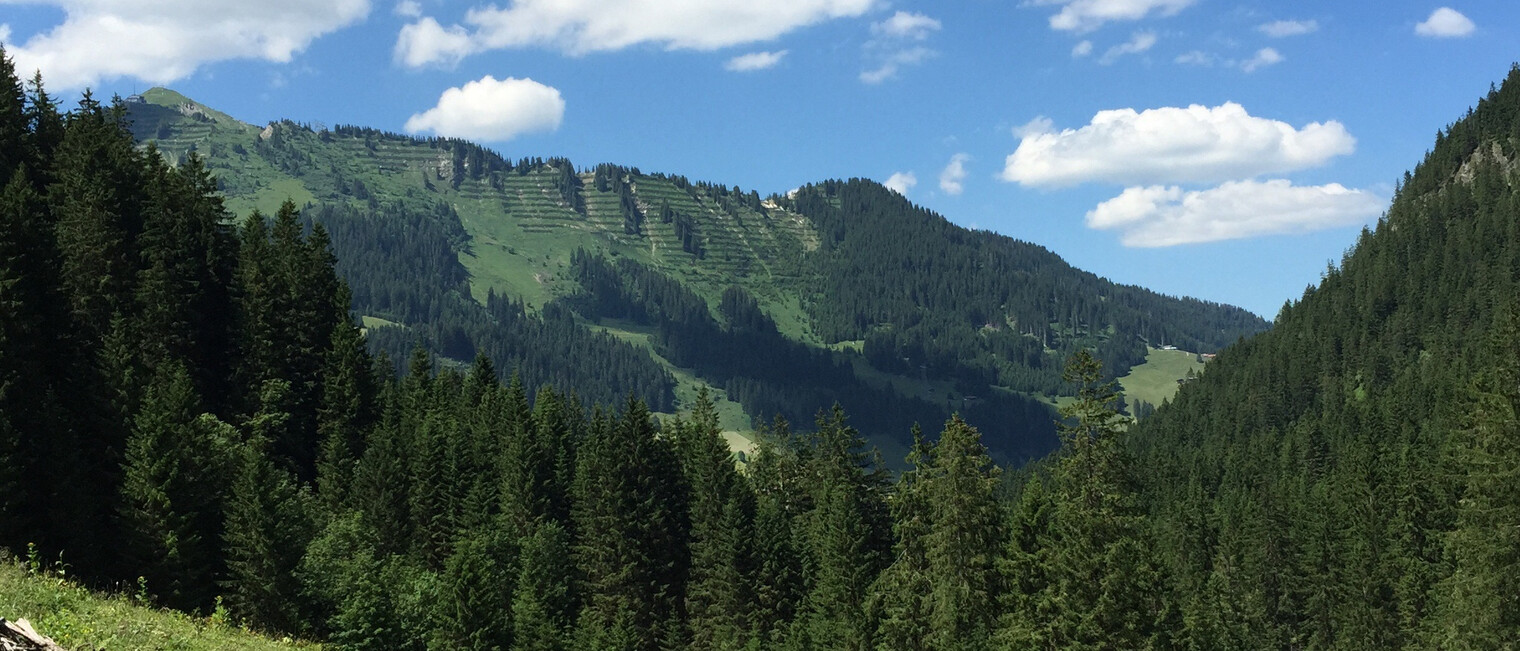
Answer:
top-left (1119, 65), bottom-right (1520, 646)
top-left (124, 88), bottom-right (1266, 462)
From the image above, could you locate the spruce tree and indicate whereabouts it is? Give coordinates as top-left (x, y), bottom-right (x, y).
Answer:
top-left (512, 520), bottom-right (576, 651)
top-left (995, 472), bottom-right (1054, 647)
top-left (797, 406), bottom-right (891, 651)
top-left (435, 530), bottom-right (517, 650)
top-left (315, 309), bottom-right (375, 512)
top-left (868, 425), bottom-right (933, 651)
top-left (0, 46), bottom-right (28, 183)
top-left (923, 416), bottom-right (1004, 650)
top-left (50, 92), bottom-right (142, 339)
top-left (571, 399), bottom-right (688, 650)
top-left (747, 422), bottom-right (807, 646)
top-left (23, 72), bottom-right (63, 187)
top-left (353, 378), bottom-right (413, 557)
top-left (222, 379), bottom-right (317, 635)
top-left (499, 372), bottom-right (549, 539)
top-left (118, 361), bottom-right (235, 611)
top-left (1038, 351), bottom-right (1163, 649)
top-left (0, 165), bottom-right (71, 550)
top-left (675, 388), bottom-right (753, 649)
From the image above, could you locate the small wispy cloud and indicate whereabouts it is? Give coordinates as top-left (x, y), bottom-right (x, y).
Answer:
top-left (872, 11), bottom-right (940, 39)
top-left (1174, 50), bottom-right (1214, 66)
top-left (1241, 47), bottom-right (1283, 73)
top-left (861, 47), bottom-right (935, 84)
top-left (861, 11), bottom-right (940, 83)
top-left (1098, 31), bottom-right (1157, 65)
top-left (1258, 19), bottom-right (1318, 37)
top-left (725, 50), bottom-right (788, 71)
top-left (394, 0), bottom-right (422, 18)
top-left (939, 154), bottom-right (970, 195)
top-left (1013, 116), bottom-right (1055, 138)
top-left (1072, 40), bottom-right (1093, 57)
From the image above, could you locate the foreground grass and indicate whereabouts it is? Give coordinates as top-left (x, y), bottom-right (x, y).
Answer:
top-left (0, 553), bottom-right (318, 651)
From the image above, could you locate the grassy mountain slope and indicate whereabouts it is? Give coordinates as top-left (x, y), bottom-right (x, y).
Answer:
top-left (1128, 65), bottom-right (1520, 646)
top-left (123, 89), bottom-right (1264, 462)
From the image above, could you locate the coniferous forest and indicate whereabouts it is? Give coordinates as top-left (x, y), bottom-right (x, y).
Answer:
top-left (4, 41), bottom-right (1520, 650)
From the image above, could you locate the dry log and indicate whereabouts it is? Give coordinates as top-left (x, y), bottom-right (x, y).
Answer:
top-left (0, 618), bottom-right (66, 651)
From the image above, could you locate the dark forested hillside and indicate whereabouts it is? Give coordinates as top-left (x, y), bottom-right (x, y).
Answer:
top-left (781, 179), bottom-right (1265, 393)
top-left (302, 201), bottom-right (675, 411)
top-left (1119, 64), bottom-right (1520, 647)
top-left (120, 87), bottom-right (1265, 462)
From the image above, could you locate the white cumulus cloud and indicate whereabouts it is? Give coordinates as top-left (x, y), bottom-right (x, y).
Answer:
top-left (1258, 19), bottom-right (1318, 37)
top-left (883, 171), bottom-right (917, 196)
top-left (1072, 40), bottom-right (1094, 57)
top-left (395, 0), bottom-right (876, 66)
top-left (1086, 179), bottom-right (1384, 247)
top-left (395, 16), bottom-right (474, 67)
top-left (1033, 0), bottom-right (1196, 33)
top-left (725, 50), bottom-right (788, 71)
top-left (1241, 47), bottom-right (1283, 72)
top-left (1415, 7), bottom-right (1475, 38)
top-left (405, 75), bottom-right (565, 142)
top-left (3, 0), bottom-right (369, 89)
top-left (1098, 31), bottom-right (1156, 64)
top-left (1000, 102), bottom-right (1355, 187)
top-left (939, 154), bottom-right (970, 195)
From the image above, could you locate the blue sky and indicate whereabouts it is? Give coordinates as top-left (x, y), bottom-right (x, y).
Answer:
top-left (2, 1), bottom-right (1516, 318)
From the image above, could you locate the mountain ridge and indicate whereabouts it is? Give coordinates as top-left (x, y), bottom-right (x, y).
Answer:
top-left (124, 86), bottom-right (1267, 462)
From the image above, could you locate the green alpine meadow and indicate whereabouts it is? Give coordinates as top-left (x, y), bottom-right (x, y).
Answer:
top-left (2, 30), bottom-right (1520, 651)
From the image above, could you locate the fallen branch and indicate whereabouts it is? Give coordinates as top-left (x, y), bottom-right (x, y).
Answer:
top-left (0, 619), bottom-right (65, 651)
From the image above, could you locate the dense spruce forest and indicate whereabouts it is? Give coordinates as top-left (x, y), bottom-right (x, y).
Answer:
top-left (6, 41), bottom-right (1520, 649)
top-left (1120, 65), bottom-right (1520, 647)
